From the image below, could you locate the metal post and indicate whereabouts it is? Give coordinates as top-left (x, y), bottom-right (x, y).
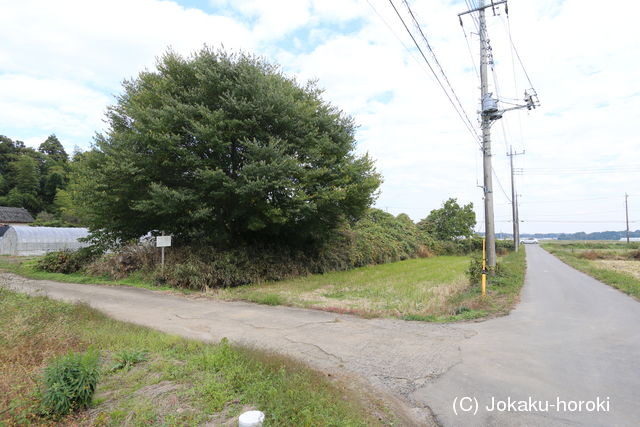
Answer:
top-left (482, 237), bottom-right (487, 296)
top-left (625, 193), bottom-right (630, 244)
top-left (479, 0), bottom-right (496, 269)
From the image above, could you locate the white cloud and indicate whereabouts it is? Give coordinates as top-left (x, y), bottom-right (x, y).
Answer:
top-left (0, 0), bottom-right (255, 147)
top-left (1, 0), bottom-right (639, 233)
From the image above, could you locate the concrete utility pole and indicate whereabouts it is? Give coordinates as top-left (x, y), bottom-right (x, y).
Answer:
top-left (458, 0), bottom-right (537, 269)
top-left (625, 193), bottom-right (630, 243)
top-left (478, 0), bottom-right (497, 268)
top-left (508, 145), bottom-right (524, 251)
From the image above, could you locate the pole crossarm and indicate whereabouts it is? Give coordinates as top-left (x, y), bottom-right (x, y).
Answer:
top-left (458, 0), bottom-right (507, 17)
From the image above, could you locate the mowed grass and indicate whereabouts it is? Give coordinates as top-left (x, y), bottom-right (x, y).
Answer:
top-left (0, 288), bottom-right (394, 426)
top-left (218, 253), bottom-right (527, 322)
top-left (542, 241), bottom-right (640, 299)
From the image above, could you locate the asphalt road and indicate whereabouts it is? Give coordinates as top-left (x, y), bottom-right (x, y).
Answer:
top-left (2, 245), bottom-right (639, 426)
top-left (414, 245), bottom-right (640, 426)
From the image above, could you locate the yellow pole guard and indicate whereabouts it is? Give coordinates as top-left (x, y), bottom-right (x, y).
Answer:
top-left (481, 237), bottom-right (487, 297)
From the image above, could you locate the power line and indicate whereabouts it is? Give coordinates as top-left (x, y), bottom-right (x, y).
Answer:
top-left (503, 12), bottom-right (535, 92)
top-left (364, 0), bottom-right (429, 74)
top-left (385, 0), bottom-right (482, 146)
top-left (401, 0), bottom-right (479, 139)
top-left (492, 168), bottom-right (511, 203)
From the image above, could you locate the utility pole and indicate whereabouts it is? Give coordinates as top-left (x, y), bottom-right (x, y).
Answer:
top-left (507, 145), bottom-right (524, 251)
top-left (478, 0), bottom-right (497, 268)
top-left (515, 192), bottom-right (520, 246)
top-left (625, 193), bottom-right (630, 243)
top-left (458, 0), bottom-right (538, 269)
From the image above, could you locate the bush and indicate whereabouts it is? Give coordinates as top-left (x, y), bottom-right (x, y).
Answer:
top-left (467, 252), bottom-right (484, 285)
top-left (36, 247), bottom-right (101, 274)
top-left (86, 243), bottom-right (156, 279)
top-left (467, 243), bottom-right (518, 285)
top-left (40, 350), bottom-right (100, 419)
top-left (82, 209), bottom-right (437, 290)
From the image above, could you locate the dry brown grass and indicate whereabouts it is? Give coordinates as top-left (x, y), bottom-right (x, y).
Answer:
top-left (593, 260), bottom-right (640, 279)
top-left (0, 306), bottom-right (88, 425)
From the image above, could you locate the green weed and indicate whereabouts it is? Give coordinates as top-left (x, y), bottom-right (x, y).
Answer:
top-left (109, 349), bottom-right (148, 372)
top-left (40, 350), bottom-right (100, 419)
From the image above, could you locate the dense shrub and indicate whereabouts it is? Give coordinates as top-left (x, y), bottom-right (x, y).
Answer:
top-left (40, 350), bottom-right (99, 419)
top-left (348, 209), bottom-right (430, 267)
top-left (36, 247), bottom-right (101, 274)
top-left (435, 237), bottom-right (483, 255)
top-left (466, 252), bottom-right (484, 284)
top-left (466, 244), bottom-right (517, 285)
top-left (85, 244), bottom-right (156, 279)
top-left (35, 209), bottom-right (490, 290)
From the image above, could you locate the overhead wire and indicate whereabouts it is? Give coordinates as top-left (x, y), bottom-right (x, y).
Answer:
top-left (385, 0), bottom-right (482, 146)
top-left (401, 0), bottom-right (479, 140)
top-left (364, 0), bottom-right (432, 74)
top-left (398, 0), bottom-right (517, 207)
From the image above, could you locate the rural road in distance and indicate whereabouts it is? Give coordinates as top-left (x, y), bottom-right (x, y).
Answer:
top-left (2, 245), bottom-right (639, 426)
top-left (414, 245), bottom-right (640, 426)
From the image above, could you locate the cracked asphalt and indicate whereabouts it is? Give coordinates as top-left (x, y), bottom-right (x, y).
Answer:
top-left (2, 245), bottom-right (639, 426)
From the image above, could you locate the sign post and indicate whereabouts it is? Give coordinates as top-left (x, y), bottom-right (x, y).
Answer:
top-left (156, 235), bottom-right (172, 271)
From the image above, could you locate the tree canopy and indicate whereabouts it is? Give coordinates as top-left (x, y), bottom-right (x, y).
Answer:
top-left (418, 198), bottom-right (476, 241)
top-left (0, 134), bottom-right (70, 216)
top-left (73, 48), bottom-right (381, 247)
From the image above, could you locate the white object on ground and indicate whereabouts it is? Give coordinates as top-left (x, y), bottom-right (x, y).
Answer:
top-left (238, 410), bottom-right (265, 427)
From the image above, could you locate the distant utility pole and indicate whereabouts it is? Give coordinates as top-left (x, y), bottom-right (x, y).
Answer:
top-left (508, 145), bottom-right (524, 251)
top-left (515, 192), bottom-right (520, 246)
top-left (625, 193), bottom-right (630, 243)
top-left (458, 0), bottom-right (538, 269)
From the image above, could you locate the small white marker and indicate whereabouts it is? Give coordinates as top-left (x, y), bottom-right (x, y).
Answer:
top-left (238, 410), bottom-right (265, 427)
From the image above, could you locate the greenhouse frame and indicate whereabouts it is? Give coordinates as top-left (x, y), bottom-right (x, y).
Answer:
top-left (0, 226), bottom-right (90, 256)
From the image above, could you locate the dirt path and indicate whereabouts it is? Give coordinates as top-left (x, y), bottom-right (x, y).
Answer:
top-left (3, 245), bottom-right (639, 426)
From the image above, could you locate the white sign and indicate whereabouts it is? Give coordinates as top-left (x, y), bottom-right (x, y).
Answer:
top-left (156, 235), bottom-right (172, 247)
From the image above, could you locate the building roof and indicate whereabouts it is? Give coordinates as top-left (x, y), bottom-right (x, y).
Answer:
top-left (0, 206), bottom-right (35, 223)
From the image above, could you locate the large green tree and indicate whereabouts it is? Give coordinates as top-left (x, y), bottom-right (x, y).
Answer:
top-left (73, 48), bottom-right (381, 246)
top-left (418, 198), bottom-right (476, 241)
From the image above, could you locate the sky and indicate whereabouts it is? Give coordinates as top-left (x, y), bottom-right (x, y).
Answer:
top-left (1, 0), bottom-right (639, 234)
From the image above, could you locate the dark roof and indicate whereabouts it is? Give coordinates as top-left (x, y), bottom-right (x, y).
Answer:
top-left (0, 206), bottom-right (34, 223)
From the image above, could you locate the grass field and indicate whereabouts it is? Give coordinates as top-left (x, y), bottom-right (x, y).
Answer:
top-left (0, 288), bottom-right (395, 426)
top-left (217, 251), bottom-right (527, 322)
top-left (542, 241), bottom-right (640, 299)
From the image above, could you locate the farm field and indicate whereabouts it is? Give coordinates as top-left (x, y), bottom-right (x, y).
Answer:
top-left (541, 241), bottom-right (640, 299)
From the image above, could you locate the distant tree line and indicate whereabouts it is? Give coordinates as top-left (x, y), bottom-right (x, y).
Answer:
top-left (0, 134), bottom-right (81, 224)
top-left (495, 231), bottom-right (640, 241)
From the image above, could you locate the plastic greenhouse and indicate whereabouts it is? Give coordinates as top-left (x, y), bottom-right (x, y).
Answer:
top-left (0, 226), bottom-right (90, 256)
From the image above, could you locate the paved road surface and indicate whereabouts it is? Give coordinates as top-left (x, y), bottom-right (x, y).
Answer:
top-left (414, 245), bottom-right (640, 426)
top-left (2, 245), bottom-right (639, 426)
